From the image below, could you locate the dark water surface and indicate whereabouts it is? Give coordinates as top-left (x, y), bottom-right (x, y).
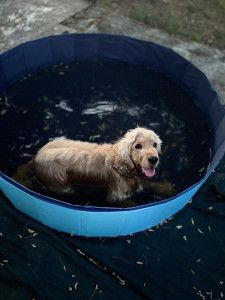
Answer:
top-left (0, 61), bottom-right (211, 206)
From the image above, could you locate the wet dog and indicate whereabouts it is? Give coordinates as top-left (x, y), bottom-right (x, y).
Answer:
top-left (13, 128), bottom-right (173, 201)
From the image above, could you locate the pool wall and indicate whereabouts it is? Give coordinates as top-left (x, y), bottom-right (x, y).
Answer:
top-left (0, 34), bottom-right (225, 237)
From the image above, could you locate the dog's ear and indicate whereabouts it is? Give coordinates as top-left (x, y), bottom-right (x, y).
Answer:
top-left (155, 134), bottom-right (162, 154)
top-left (113, 131), bottom-right (137, 179)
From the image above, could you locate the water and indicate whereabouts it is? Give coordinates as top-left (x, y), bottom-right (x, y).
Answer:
top-left (0, 61), bottom-right (211, 207)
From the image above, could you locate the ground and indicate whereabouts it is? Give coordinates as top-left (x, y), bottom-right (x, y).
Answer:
top-left (91, 0), bottom-right (225, 50)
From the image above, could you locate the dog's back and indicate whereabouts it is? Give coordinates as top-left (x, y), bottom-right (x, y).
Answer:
top-left (32, 139), bottom-right (114, 193)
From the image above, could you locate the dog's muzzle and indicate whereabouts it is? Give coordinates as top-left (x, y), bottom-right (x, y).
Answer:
top-left (148, 156), bottom-right (158, 165)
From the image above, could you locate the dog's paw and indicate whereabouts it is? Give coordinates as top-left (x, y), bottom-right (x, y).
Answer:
top-left (159, 182), bottom-right (177, 197)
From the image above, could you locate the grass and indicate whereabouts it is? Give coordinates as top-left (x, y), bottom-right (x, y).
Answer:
top-left (97, 0), bottom-right (225, 49)
top-left (127, 0), bottom-right (225, 49)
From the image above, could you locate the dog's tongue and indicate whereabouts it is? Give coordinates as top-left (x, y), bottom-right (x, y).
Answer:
top-left (142, 167), bottom-right (155, 178)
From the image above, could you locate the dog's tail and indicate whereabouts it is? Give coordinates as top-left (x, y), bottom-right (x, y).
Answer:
top-left (11, 161), bottom-right (42, 191)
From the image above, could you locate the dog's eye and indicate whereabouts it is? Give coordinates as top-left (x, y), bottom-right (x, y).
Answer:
top-left (153, 143), bottom-right (157, 148)
top-left (135, 144), bottom-right (142, 149)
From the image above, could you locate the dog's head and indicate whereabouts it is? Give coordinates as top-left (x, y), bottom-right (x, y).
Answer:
top-left (114, 127), bottom-right (162, 179)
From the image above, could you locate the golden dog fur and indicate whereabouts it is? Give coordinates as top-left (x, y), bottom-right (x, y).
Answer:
top-left (12, 127), bottom-right (178, 202)
top-left (29, 127), bottom-right (162, 201)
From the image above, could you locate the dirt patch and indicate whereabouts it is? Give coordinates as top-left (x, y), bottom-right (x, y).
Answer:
top-left (90, 0), bottom-right (225, 50)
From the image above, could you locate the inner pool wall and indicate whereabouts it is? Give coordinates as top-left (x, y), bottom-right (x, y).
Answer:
top-left (0, 34), bottom-right (225, 237)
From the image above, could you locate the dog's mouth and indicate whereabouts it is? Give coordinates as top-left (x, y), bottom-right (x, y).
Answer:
top-left (141, 167), bottom-right (155, 178)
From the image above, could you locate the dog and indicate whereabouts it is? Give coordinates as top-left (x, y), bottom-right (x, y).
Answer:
top-left (12, 127), bottom-right (176, 202)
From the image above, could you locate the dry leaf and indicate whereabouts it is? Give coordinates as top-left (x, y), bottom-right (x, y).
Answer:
top-left (176, 225), bottom-right (183, 229)
top-left (3, 260), bottom-right (8, 263)
top-left (98, 123), bottom-right (106, 131)
top-left (137, 261), bottom-right (143, 265)
top-left (27, 228), bottom-right (34, 233)
top-left (31, 243), bottom-right (36, 248)
top-left (197, 228), bottom-right (204, 234)
top-left (68, 287), bottom-right (72, 292)
top-left (183, 236), bottom-right (187, 241)
top-left (0, 109), bottom-right (7, 116)
top-left (126, 240), bottom-right (131, 244)
top-left (43, 124), bottom-right (50, 131)
top-left (191, 217), bottom-right (194, 225)
top-left (74, 282), bottom-right (78, 290)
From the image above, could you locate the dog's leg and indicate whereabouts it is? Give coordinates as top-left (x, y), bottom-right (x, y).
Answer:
top-left (106, 190), bottom-right (119, 202)
top-left (143, 181), bottom-right (177, 197)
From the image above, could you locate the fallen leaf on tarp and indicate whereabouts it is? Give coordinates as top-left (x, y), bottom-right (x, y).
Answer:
top-left (191, 217), bottom-right (195, 225)
top-left (183, 236), bottom-right (187, 241)
top-left (74, 282), bottom-right (78, 290)
top-left (68, 287), bottom-right (72, 292)
top-left (197, 228), bottom-right (204, 234)
top-left (176, 225), bottom-right (183, 229)
top-left (27, 228), bottom-right (34, 234)
top-left (89, 284), bottom-right (99, 300)
top-left (116, 275), bottom-right (126, 286)
top-left (31, 243), bottom-right (36, 248)
top-left (137, 261), bottom-right (143, 265)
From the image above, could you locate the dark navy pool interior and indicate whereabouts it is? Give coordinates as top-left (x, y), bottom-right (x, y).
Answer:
top-left (0, 59), bottom-right (211, 207)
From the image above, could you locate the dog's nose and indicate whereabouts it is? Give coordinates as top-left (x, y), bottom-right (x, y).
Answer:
top-left (148, 156), bottom-right (158, 165)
